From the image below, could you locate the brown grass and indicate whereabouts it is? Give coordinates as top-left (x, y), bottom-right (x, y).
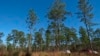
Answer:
top-left (31, 51), bottom-right (100, 56)
top-left (1, 51), bottom-right (100, 56)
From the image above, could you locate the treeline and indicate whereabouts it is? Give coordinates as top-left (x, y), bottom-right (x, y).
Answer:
top-left (0, 27), bottom-right (100, 52)
top-left (0, 0), bottom-right (100, 53)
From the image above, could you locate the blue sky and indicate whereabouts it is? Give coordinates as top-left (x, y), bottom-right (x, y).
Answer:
top-left (0, 0), bottom-right (100, 43)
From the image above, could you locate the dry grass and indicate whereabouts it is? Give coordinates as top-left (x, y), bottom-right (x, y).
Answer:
top-left (31, 51), bottom-right (100, 56)
top-left (0, 51), bottom-right (100, 56)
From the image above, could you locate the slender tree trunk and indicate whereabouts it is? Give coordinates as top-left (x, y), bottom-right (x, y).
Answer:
top-left (55, 20), bottom-right (60, 51)
top-left (84, 14), bottom-right (93, 51)
top-left (80, 16), bottom-right (94, 55)
top-left (28, 28), bottom-right (32, 53)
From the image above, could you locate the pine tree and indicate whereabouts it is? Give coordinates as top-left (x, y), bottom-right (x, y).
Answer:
top-left (47, 0), bottom-right (70, 51)
top-left (26, 9), bottom-right (38, 52)
top-left (77, 0), bottom-right (94, 50)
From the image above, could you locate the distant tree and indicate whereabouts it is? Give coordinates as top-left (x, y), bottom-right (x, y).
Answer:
top-left (45, 28), bottom-right (52, 51)
top-left (26, 33), bottom-right (31, 49)
top-left (92, 28), bottom-right (100, 50)
top-left (6, 30), bottom-right (26, 51)
top-left (10, 30), bottom-right (19, 49)
top-left (6, 34), bottom-right (13, 51)
top-left (47, 0), bottom-right (70, 51)
top-left (69, 28), bottom-right (79, 51)
top-left (0, 32), bottom-right (4, 44)
top-left (6, 42), bottom-right (13, 52)
top-left (6, 29), bottom-right (22, 55)
top-left (0, 32), bottom-right (4, 51)
top-left (63, 27), bottom-right (78, 50)
top-left (94, 28), bottom-right (100, 38)
top-left (34, 30), bottom-right (44, 51)
top-left (92, 38), bottom-right (100, 50)
top-left (77, 0), bottom-right (94, 49)
top-left (38, 28), bottom-right (45, 51)
top-left (18, 31), bottom-right (26, 50)
top-left (26, 9), bottom-right (38, 52)
top-left (79, 26), bottom-right (89, 49)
